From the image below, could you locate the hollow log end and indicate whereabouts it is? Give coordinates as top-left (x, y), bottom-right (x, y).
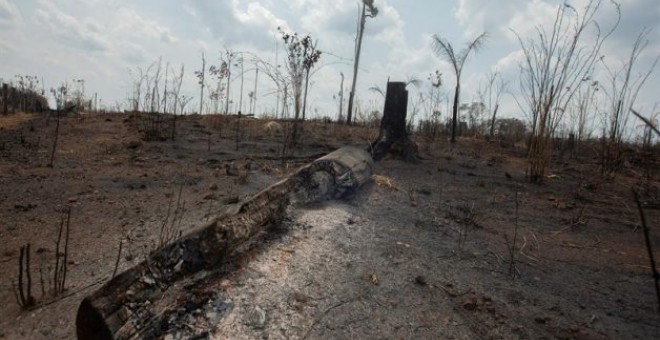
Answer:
top-left (76, 297), bottom-right (113, 340)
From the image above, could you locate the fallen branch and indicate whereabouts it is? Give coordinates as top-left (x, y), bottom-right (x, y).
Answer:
top-left (302, 294), bottom-right (365, 340)
top-left (631, 108), bottom-right (660, 137)
top-left (632, 188), bottom-right (660, 314)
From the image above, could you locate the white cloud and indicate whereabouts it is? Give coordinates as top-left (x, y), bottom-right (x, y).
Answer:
top-left (299, 0), bottom-right (358, 37)
top-left (456, 0), bottom-right (557, 43)
top-left (184, 0), bottom-right (289, 50)
top-left (368, 2), bottom-right (405, 46)
top-left (0, 0), bottom-right (21, 28)
top-left (115, 8), bottom-right (179, 44)
top-left (0, 39), bottom-right (16, 55)
top-left (34, 0), bottom-right (110, 52)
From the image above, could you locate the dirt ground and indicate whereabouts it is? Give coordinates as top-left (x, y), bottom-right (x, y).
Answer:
top-left (0, 112), bottom-right (659, 339)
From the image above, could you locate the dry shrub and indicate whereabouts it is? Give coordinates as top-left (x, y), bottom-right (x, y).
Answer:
top-left (262, 121), bottom-right (283, 138)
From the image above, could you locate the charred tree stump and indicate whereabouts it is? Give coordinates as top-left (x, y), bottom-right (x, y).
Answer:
top-left (76, 146), bottom-right (373, 340)
top-left (371, 81), bottom-right (418, 162)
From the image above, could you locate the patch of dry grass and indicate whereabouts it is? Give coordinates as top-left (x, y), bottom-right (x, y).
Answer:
top-left (372, 174), bottom-right (402, 191)
top-left (0, 112), bottom-right (36, 130)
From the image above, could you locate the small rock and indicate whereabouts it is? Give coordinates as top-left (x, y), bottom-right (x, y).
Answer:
top-left (209, 183), bottom-right (218, 191)
top-left (125, 140), bottom-right (142, 149)
top-left (370, 273), bottom-right (379, 285)
top-left (141, 276), bottom-right (156, 285)
top-left (462, 298), bottom-right (478, 311)
top-left (68, 197), bottom-right (78, 203)
top-left (247, 306), bottom-right (267, 329)
top-left (223, 196), bottom-right (239, 204)
top-left (203, 193), bottom-right (216, 200)
top-left (414, 275), bottom-right (427, 286)
top-left (206, 311), bottom-right (219, 323)
top-left (534, 315), bottom-right (551, 324)
top-left (246, 161), bottom-right (260, 171)
top-left (225, 164), bottom-right (240, 176)
top-left (14, 203), bottom-right (37, 212)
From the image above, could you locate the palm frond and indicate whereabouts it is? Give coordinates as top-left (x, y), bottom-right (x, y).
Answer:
top-left (406, 77), bottom-right (422, 89)
top-left (459, 32), bottom-right (489, 62)
top-left (432, 35), bottom-right (458, 67)
top-left (369, 85), bottom-right (385, 97)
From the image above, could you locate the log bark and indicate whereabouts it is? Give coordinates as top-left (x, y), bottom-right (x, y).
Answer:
top-left (76, 146), bottom-right (373, 340)
top-left (371, 82), bottom-right (418, 162)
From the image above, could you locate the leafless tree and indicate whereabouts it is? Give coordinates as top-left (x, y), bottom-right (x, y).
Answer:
top-left (170, 64), bottom-right (184, 115)
top-left (569, 77), bottom-right (600, 143)
top-left (600, 28), bottom-right (659, 172)
top-left (253, 57), bottom-right (289, 119)
top-left (128, 68), bottom-right (144, 112)
top-left (209, 59), bottom-right (228, 115)
top-left (149, 57), bottom-right (163, 112)
top-left (194, 53), bottom-right (206, 114)
top-left (222, 49), bottom-right (237, 115)
top-left (279, 28), bottom-right (321, 144)
top-left (432, 32), bottom-right (488, 143)
top-left (478, 70), bottom-right (508, 138)
top-left (515, 0), bottom-right (619, 182)
top-left (346, 0), bottom-right (378, 125)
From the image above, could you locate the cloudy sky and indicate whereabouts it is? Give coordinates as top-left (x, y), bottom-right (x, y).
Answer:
top-left (0, 0), bottom-right (658, 130)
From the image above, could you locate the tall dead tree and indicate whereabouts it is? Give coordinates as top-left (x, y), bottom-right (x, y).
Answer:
top-left (279, 28), bottom-right (321, 144)
top-left (346, 0), bottom-right (378, 125)
top-left (2, 83), bottom-right (7, 115)
top-left (371, 81), bottom-right (418, 162)
top-left (195, 53), bottom-right (206, 114)
top-left (223, 49), bottom-right (236, 115)
top-left (477, 70), bottom-right (508, 138)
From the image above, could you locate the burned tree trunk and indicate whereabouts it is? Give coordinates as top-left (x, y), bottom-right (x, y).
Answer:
top-left (371, 81), bottom-right (418, 162)
top-left (76, 146), bottom-right (373, 340)
top-left (2, 84), bottom-right (8, 115)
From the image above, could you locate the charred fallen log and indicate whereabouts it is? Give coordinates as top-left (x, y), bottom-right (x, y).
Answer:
top-left (76, 146), bottom-right (373, 340)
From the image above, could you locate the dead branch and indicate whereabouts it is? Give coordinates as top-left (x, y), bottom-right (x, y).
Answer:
top-left (632, 188), bottom-right (660, 314)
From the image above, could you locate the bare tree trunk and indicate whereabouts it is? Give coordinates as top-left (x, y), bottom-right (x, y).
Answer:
top-left (347, 4), bottom-right (367, 125)
top-left (451, 83), bottom-right (460, 143)
top-left (302, 68), bottom-right (311, 122)
top-left (338, 73), bottom-right (344, 122)
top-left (489, 103), bottom-right (499, 137)
top-left (253, 68), bottom-right (259, 115)
top-left (163, 63), bottom-right (169, 114)
top-left (225, 61), bottom-right (232, 115)
top-left (239, 54), bottom-right (244, 114)
top-left (2, 83), bottom-right (7, 115)
top-left (199, 54), bottom-right (205, 115)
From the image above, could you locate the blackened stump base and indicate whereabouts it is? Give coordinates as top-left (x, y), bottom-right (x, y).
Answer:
top-left (371, 81), bottom-right (418, 163)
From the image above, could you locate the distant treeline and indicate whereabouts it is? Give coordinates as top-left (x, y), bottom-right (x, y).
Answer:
top-left (1, 83), bottom-right (50, 114)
